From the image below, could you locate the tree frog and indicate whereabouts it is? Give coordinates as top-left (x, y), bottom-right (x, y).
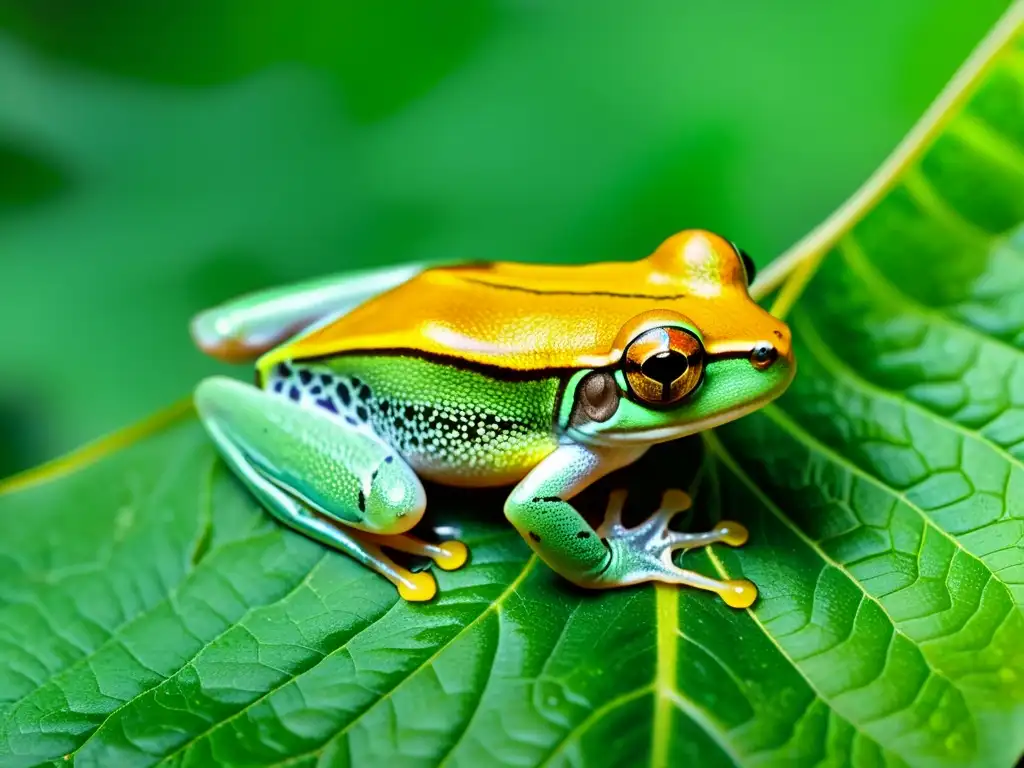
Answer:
top-left (191, 230), bottom-right (795, 606)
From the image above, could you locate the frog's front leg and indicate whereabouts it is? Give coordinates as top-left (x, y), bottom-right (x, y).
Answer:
top-left (505, 443), bottom-right (756, 607)
top-left (195, 377), bottom-right (466, 601)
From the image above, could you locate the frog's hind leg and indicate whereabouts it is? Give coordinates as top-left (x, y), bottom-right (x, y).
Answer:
top-left (194, 376), bottom-right (466, 601)
top-left (191, 263), bottom-right (430, 363)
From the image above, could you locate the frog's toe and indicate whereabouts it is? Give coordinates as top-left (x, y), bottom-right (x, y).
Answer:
top-left (359, 531), bottom-right (470, 573)
top-left (594, 488), bottom-right (631, 538)
top-left (716, 521), bottom-right (749, 547)
top-left (433, 541), bottom-right (469, 571)
top-left (397, 570), bottom-right (438, 602)
top-left (656, 488), bottom-right (693, 516)
top-left (716, 579), bottom-right (758, 608)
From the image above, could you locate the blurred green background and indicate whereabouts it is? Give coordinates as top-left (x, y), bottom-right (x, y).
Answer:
top-left (0, 0), bottom-right (1011, 478)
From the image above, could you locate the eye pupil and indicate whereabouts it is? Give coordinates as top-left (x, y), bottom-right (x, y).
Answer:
top-left (641, 350), bottom-right (688, 385)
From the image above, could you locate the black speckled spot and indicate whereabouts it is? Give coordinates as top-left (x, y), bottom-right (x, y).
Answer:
top-left (288, 386), bottom-right (300, 401)
top-left (404, 405), bottom-right (416, 420)
top-left (337, 383), bottom-right (351, 406)
top-left (393, 418), bottom-right (405, 430)
top-left (345, 416), bottom-right (358, 426)
top-left (532, 496), bottom-right (562, 504)
top-left (273, 380), bottom-right (284, 393)
top-left (358, 490), bottom-right (366, 512)
top-left (351, 377), bottom-right (362, 389)
top-left (358, 384), bottom-right (371, 401)
top-left (298, 369), bottom-right (313, 385)
top-left (310, 385), bottom-right (322, 396)
top-left (529, 531), bottom-right (541, 543)
top-left (409, 436), bottom-right (420, 447)
top-left (356, 405), bottom-right (368, 421)
top-left (320, 373), bottom-right (332, 385)
top-left (385, 455), bottom-right (394, 463)
top-left (276, 362), bottom-right (291, 377)
top-left (577, 531), bottom-right (591, 539)
top-left (316, 398), bottom-right (337, 413)
top-left (379, 401), bottom-right (390, 414)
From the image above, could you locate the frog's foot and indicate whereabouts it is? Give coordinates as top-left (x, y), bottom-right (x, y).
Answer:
top-left (593, 489), bottom-right (757, 608)
top-left (360, 531), bottom-right (469, 572)
top-left (348, 530), bottom-right (469, 602)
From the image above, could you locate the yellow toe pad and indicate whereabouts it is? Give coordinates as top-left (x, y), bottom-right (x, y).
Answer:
top-left (433, 541), bottom-right (469, 571)
top-left (718, 579), bottom-right (757, 609)
top-left (397, 571), bottom-right (437, 602)
top-left (718, 521), bottom-right (749, 547)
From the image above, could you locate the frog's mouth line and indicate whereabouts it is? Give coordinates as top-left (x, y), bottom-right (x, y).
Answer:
top-left (575, 395), bottom-right (783, 447)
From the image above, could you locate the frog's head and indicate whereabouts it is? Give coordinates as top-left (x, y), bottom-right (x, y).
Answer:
top-left (560, 236), bottom-right (795, 446)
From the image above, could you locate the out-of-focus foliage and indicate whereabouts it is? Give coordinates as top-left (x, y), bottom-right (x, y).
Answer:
top-left (0, 0), bottom-right (1011, 476)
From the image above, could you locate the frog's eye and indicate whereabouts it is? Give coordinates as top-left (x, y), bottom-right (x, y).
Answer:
top-left (623, 326), bottom-right (704, 405)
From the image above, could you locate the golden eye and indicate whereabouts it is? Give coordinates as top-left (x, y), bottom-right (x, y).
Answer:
top-left (624, 326), bottom-right (704, 405)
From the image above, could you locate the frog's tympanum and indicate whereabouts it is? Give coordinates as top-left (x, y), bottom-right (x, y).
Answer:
top-left (192, 230), bottom-right (795, 606)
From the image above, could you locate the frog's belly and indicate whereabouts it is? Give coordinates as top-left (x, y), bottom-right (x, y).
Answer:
top-left (265, 359), bottom-right (560, 489)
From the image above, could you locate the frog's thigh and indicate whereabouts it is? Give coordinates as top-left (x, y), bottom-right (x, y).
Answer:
top-left (191, 263), bottom-right (429, 362)
top-left (195, 376), bottom-right (454, 601)
top-left (504, 442), bottom-right (647, 584)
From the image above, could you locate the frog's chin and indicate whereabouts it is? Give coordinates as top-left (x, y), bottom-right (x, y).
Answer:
top-left (578, 399), bottom-right (773, 447)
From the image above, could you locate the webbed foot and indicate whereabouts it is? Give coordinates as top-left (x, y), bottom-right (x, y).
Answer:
top-left (594, 489), bottom-right (756, 608)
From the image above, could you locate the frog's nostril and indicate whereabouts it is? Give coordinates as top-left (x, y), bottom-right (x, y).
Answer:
top-left (750, 342), bottom-right (778, 370)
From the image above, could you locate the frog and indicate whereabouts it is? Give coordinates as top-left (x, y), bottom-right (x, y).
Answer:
top-left (190, 229), bottom-right (795, 607)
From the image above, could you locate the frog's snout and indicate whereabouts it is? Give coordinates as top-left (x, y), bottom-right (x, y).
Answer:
top-left (747, 320), bottom-right (794, 373)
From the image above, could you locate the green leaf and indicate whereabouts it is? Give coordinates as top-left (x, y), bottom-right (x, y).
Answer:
top-left (2, 8), bottom-right (1023, 768)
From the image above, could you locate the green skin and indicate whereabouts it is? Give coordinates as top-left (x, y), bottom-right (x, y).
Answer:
top-left (192, 265), bottom-right (793, 601)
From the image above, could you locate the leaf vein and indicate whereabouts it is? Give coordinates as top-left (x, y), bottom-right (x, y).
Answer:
top-left (265, 556), bottom-right (540, 768)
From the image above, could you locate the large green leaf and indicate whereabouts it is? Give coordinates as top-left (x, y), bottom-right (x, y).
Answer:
top-left (2, 7), bottom-right (1023, 767)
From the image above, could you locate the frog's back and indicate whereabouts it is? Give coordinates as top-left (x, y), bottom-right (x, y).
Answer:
top-left (258, 230), bottom-right (769, 377)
